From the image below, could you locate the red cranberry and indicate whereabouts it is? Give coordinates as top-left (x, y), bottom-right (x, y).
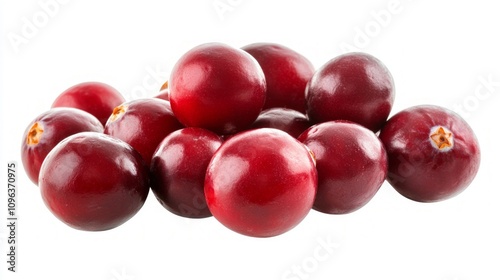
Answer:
top-left (52, 81), bottom-right (125, 126)
top-left (298, 121), bottom-right (387, 214)
top-left (150, 128), bottom-right (223, 218)
top-left (379, 105), bottom-right (480, 202)
top-left (306, 52), bottom-right (395, 132)
top-left (251, 108), bottom-right (311, 138)
top-left (170, 43), bottom-right (266, 135)
top-left (104, 98), bottom-right (183, 166)
top-left (39, 132), bottom-right (149, 231)
top-left (242, 43), bottom-right (315, 113)
top-left (21, 108), bottom-right (103, 185)
top-left (205, 128), bottom-right (317, 237)
top-left (155, 80), bottom-right (170, 101)
top-left (154, 88), bottom-right (170, 101)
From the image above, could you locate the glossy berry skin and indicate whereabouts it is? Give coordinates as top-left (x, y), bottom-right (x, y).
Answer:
top-left (298, 121), bottom-right (387, 214)
top-left (52, 81), bottom-right (125, 126)
top-left (39, 132), bottom-right (149, 231)
top-left (150, 128), bottom-right (223, 218)
top-left (205, 128), bottom-right (317, 237)
top-left (242, 43), bottom-right (315, 113)
top-left (154, 88), bottom-right (170, 101)
top-left (379, 105), bottom-right (480, 202)
top-left (21, 108), bottom-right (103, 185)
top-left (104, 98), bottom-right (183, 166)
top-left (306, 52), bottom-right (395, 132)
top-left (251, 108), bottom-right (311, 138)
top-left (170, 43), bottom-right (266, 135)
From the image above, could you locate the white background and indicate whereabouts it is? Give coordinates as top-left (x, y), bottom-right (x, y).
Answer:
top-left (1, 0), bottom-right (500, 279)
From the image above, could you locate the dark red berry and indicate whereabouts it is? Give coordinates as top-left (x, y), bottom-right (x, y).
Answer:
top-left (251, 108), bottom-right (311, 138)
top-left (104, 98), bottom-right (183, 166)
top-left (306, 52), bottom-right (395, 132)
top-left (150, 128), bottom-right (223, 218)
top-left (170, 42), bottom-right (266, 135)
top-left (21, 108), bottom-right (103, 185)
top-left (52, 81), bottom-right (125, 126)
top-left (39, 132), bottom-right (149, 231)
top-left (379, 105), bottom-right (480, 202)
top-left (298, 121), bottom-right (387, 214)
top-left (242, 43), bottom-right (315, 113)
top-left (205, 128), bottom-right (317, 237)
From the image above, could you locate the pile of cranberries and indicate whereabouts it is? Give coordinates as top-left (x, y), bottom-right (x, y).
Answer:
top-left (21, 42), bottom-right (481, 237)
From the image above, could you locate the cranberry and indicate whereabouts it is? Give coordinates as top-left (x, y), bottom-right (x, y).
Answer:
top-left (21, 108), bottom-right (103, 185)
top-left (52, 81), bottom-right (125, 126)
top-left (155, 80), bottom-right (170, 101)
top-left (104, 98), bottom-right (183, 166)
top-left (205, 128), bottom-right (317, 237)
top-left (251, 108), bottom-right (311, 138)
top-left (169, 43), bottom-right (266, 135)
top-left (154, 88), bottom-right (170, 101)
top-left (379, 105), bottom-right (480, 202)
top-left (39, 132), bottom-right (149, 231)
top-left (242, 43), bottom-right (315, 113)
top-left (150, 128), bottom-right (223, 218)
top-left (298, 121), bottom-right (387, 214)
top-left (306, 52), bottom-right (395, 132)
